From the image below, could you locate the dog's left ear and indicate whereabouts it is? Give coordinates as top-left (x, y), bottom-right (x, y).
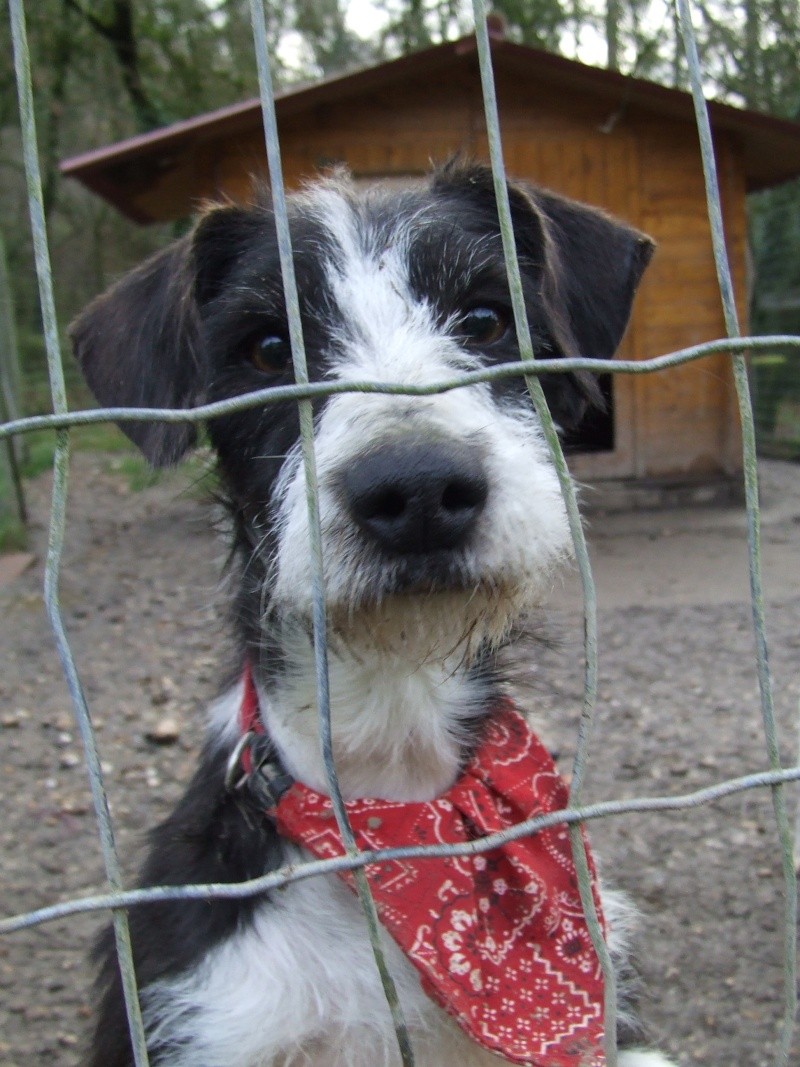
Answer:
top-left (533, 188), bottom-right (654, 431)
top-left (534, 188), bottom-right (655, 363)
top-left (432, 162), bottom-right (654, 429)
top-left (432, 161), bottom-right (654, 362)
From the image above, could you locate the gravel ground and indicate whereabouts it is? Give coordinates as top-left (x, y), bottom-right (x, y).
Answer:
top-left (1, 454), bottom-right (799, 1066)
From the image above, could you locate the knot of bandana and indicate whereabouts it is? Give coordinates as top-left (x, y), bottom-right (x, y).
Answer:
top-left (245, 678), bottom-right (606, 1066)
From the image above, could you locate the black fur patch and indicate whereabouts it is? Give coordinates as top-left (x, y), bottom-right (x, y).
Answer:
top-left (88, 742), bottom-right (287, 1067)
top-left (73, 164), bottom-right (655, 1065)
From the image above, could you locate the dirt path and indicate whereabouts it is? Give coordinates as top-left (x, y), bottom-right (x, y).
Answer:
top-left (1, 455), bottom-right (799, 1066)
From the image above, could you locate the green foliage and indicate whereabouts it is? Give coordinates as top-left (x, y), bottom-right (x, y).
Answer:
top-left (2, 0), bottom-right (800, 490)
top-left (104, 452), bottom-right (163, 491)
top-left (688, 0), bottom-right (800, 113)
top-left (293, 0), bottom-right (378, 74)
top-left (752, 353), bottom-right (800, 458)
top-left (101, 448), bottom-right (214, 495)
top-left (0, 437), bottom-right (27, 550)
top-left (19, 422), bottom-right (131, 480)
top-left (750, 180), bottom-right (800, 332)
top-left (0, 0), bottom-right (372, 335)
top-left (0, 514), bottom-right (27, 553)
top-left (492, 0), bottom-right (576, 52)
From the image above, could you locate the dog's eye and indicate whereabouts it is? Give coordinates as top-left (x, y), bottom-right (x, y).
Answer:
top-left (458, 307), bottom-right (509, 346)
top-left (250, 333), bottom-right (291, 376)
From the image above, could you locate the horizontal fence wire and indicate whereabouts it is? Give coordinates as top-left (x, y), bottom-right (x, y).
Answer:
top-left (2, 764), bottom-right (799, 935)
top-left (2, 339), bottom-right (800, 444)
top-left (2, 0), bottom-right (799, 1065)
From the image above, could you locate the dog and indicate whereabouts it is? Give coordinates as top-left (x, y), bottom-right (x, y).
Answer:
top-left (72, 161), bottom-right (677, 1067)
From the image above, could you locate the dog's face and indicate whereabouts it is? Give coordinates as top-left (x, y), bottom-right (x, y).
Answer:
top-left (72, 163), bottom-right (652, 659)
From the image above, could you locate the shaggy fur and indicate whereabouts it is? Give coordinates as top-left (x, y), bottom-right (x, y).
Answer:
top-left (72, 161), bottom-right (676, 1067)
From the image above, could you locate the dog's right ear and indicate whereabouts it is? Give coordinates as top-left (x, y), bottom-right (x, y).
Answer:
top-left (70, 238), bottom-right (203, 467)
top-left (72, 204), bottom-right (268, 466)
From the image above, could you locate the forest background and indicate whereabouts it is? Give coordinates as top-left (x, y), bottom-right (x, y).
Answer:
top-left (1, 0), bottom-right (800, 543)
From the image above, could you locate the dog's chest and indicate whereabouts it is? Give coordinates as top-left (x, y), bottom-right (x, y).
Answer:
top-left (142, 861), bottom-right (510, 1067)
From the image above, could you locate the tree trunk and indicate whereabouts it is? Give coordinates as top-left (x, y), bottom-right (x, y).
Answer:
top-left (606, 0), bottom-right (621, 70)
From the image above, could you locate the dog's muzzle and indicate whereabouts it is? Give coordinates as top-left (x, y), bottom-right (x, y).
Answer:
top-left (342, 439), bottom-right (488, 557)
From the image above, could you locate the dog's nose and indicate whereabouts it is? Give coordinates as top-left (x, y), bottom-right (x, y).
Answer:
top-left (343, 440), bottom-right (488, 555)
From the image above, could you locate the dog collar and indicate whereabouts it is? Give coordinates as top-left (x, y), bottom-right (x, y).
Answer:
top-left (235, 668), bottom-right (606, 1066)
top-left (226, 664), bottom-right (295, 809)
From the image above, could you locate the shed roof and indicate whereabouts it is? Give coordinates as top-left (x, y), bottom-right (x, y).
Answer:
top-left (61, 27), bottom-right (800, 222)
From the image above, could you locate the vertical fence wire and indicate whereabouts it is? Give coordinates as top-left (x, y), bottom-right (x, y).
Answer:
top-left (7, 1), bottom-right (151, 1063)
top-left (2, 0), bottom-right (799, 1064)
top-left (676, 1), bottom-right (798, 1061)
top-left (246, 2), bottom-right (416, 1061)
top-left (470, 4), bottom-right (617, 1062)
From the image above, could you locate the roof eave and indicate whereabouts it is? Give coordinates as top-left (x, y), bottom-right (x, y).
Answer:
top-left (60, 32), bottom-right (800, 218)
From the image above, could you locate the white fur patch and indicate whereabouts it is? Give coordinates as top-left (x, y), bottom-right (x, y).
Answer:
top-left (259, 632), bottom-right (488, 800)
top-left (175, 179), bottom-right (680, 1067)
top-left (271, 184), bottom-right (572, 636)
top-left (141, 869), bottom-right (678, 1067)
top-left (251, 182), bottom-right (574, 803)
top-left (141, 863), bottom-right (509, 1067)
top-left (206, 681), bottom-right (246, 751)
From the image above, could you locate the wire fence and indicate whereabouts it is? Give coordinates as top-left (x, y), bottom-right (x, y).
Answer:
top-left (2, 0), bottom-right (800, 1065)
top-left (753, 348), bottom-right (800, 459)
top-left (750, 177), bottom-right (800, 459)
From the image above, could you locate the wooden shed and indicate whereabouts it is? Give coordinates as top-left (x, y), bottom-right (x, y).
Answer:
top-left (61, 24), bottom-right (800, 504)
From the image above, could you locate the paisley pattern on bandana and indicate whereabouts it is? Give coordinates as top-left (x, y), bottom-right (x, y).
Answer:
top-left (273, 701), bottom-right (606, 1067)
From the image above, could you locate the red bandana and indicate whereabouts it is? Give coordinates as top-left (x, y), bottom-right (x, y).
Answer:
top-left (241, 676), bottom-right (606, 1066)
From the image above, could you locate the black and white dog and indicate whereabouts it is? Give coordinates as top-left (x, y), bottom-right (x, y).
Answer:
top-left (73, 162), bottom-right (676, 1067)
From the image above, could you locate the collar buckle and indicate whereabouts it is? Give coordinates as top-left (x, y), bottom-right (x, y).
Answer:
top-left (225, 730), bottom-right (294, 810)
top-left (224, 730), bottom-right (255, 792)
